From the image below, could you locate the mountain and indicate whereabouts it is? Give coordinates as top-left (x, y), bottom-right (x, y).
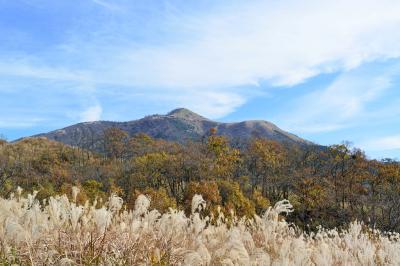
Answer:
top-left (28, 108), bottom-right (313, 148)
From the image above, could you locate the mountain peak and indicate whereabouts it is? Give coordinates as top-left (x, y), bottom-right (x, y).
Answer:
top-left (29, 108), bottom-right (312, 148)
top-left (167, 108), bottom-right (208, 120)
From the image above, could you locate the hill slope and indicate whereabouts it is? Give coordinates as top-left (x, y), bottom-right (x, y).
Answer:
top-left (29, 108), bottom-right (312, 148)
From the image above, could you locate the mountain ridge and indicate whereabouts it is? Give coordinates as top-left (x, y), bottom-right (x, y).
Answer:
top-left (26, 108), bottom-right (313, 149)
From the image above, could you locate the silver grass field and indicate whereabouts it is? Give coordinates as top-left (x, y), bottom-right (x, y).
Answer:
top-left (0, 188), bottom-right (399, 265)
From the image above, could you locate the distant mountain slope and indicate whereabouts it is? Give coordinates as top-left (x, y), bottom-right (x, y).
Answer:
top-left (28, 108), bottom-right (312, 148)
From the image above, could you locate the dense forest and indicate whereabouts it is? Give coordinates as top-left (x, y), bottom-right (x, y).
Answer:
top-left (1, 128), bottom-right (399, 232)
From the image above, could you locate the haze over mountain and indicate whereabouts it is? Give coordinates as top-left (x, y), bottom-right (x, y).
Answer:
top-left (28, 108), bottom-right (312, 149)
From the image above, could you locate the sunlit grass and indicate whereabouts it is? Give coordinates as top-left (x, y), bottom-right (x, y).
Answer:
top-left (0, 188), bottom-right (399, 265)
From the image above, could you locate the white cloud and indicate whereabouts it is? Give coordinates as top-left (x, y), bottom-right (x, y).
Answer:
top-left (168, 90), bottom-right (246, 119)
top-left (82, 0), bottom-right (400, 117)
top-left (0, 118), bottom-right (44, 128)
top-left (278, 64), bottom-right (396, 133)
top-left (4, 0), bottom-right (400, 120)
top-left (0, 60), bottom-right (90, 82)
top-left (108, 0), bottom-right (400, 89)
top-left (80, 105), bottom-right (102, 122)
top-left (361, 135), bottom-right (400, 151)
top-left (91, 0), bottom-right (122, 11)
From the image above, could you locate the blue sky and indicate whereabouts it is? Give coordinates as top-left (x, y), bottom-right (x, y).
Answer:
top-left (1, 0), bottom-right (400, 159)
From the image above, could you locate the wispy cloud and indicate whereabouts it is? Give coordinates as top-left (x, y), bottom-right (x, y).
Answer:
top-left (3, 0), bottom-right (400, 136)
top-left (107, 0), bottom-right (400, 89)
top-left (80, 104), bottom-right (102, 122)
top-left (91, 0), bottom-right (122, 11)
top-left (278, 62), bottom-right (398, 133)
top-left (47, 0), bottom-right (400, 117)
top-left (156, 89), bottom-right (247, 119)
top-left (0, 61), bottom-right (90, 82)
top-left (361, 135), bottom-right (400, 151)
top-left (0, 118), bottom-right (45, 128)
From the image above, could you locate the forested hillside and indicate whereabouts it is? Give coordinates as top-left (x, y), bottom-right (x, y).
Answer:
top-left (1, 128), bottom-right (400, 232)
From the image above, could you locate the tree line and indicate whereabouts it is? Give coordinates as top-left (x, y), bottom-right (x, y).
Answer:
top-left (1, 128), bottom-right (399, 231)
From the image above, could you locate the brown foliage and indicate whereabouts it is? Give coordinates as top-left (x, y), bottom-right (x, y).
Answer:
top-left (2, 133), bottom-right (400, 231)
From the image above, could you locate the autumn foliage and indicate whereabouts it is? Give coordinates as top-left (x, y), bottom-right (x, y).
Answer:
top-left (1, 129), bottom-right (400, 232)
